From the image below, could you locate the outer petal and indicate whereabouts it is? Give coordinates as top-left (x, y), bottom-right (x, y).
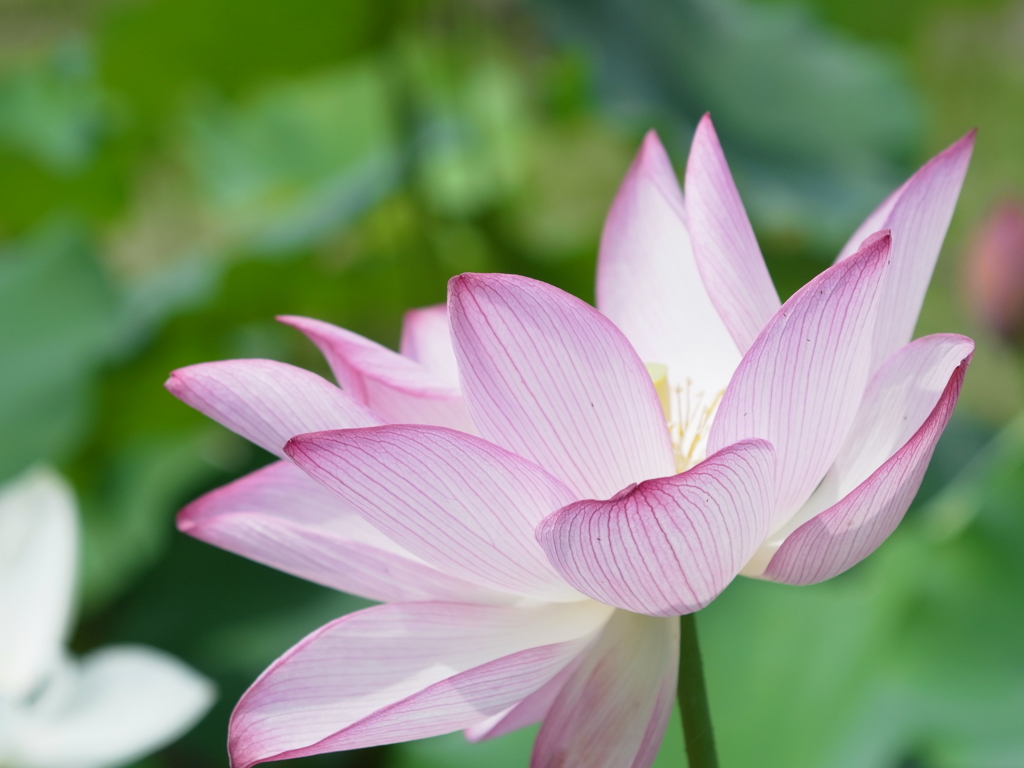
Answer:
top-left (707, 232), bottom-right (891, 527)
top-left (448, 273), bottom-right (674, 500)
top-left (750, 333), bottom-right (973, 579)
top-left (596, 130), bottom-right (741, 394)
top-left (683, 114), bottom-right (781, 353)
top-left (0, 467), bottom-right (76, 699)
top-left (279, 315), bottom-right (474, 432)
top-left (11, 646), bottom-right (214, 768)
top-left (808, 333), bottom-right (975, 504)
top-left (536, 439), bottom-right (775, 616)
top-left (165, 359), bottom-right (381, 458)
top-left (763, 355), bottom-right (969, 584)
top-left (464, 651), bottom-right (587, 743)
top-left (531, 611), bottom-right (678, 768)
top-left (837, 132), bottom-right (975, 369)
top-left (400, 304), bottom-right (461, 386)
top-left (286, 425), bottom-right (581, 602)
top-left (178, 461), bottom-right (507, 605)
top-left (228, 600), bottom-right (613, 768)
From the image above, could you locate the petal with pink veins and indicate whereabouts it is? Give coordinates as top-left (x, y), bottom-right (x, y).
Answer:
top-left (279, 315), bottom-right (475, 432)
top-left (166, 360), bottom-right (380, 458)
top-left (708, 232), bottom-right (891, 527)
top-left (836, 132), bottom-right (975, 369)
top-left (531, 610), bottom-right (678, 768)
top-left (449, 273), bottom-right (674, 500)
top-left (763, 353), bottom-right (970, 585)
top-left (286, 425), bottom-right (583, 602)
top-left (536, 439), bottom-right (775, 616)
top-left (400, 304), bottom-right (461, 386)
top-left (228, 600), bottom-right (613, 768)
top-left (683, 114), bottom-right (781, 353)
top-left (596, 130), bottom-right (740, 394)
top-left (806, 333), bottom-right (974, 506)
top-left (464, 650), bottom-right (587, 743)
top-left (178, 461), bottom-right (510, 605)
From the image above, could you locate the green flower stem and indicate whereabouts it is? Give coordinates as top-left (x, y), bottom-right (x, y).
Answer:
top-left (678, 613), bottom-right (718, 768)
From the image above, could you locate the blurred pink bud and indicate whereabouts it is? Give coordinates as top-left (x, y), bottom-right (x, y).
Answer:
top-left (966, 199), bottom-right (1024, 340)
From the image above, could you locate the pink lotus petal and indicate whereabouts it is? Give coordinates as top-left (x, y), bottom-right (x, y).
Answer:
top-left (165, 360), bottom-right (380, 458)
top-left (178, 461), bottom-right (507, 604)
top-left (464, 651), bottom-right (587, 743)
top-left (536, 439), bottom-right (775, 616)
top-left (400, 304), bottom-right (461, 386)
top-left (596, 131), bottom-right (741, 394)
top-left (449, 273), bottom-right (674, 500)
top-left (286, 425), bottom-right (582, 602)
top-left (228, 600), bottom-right (613, 768)
top-left (838, 132), bottom-right (975, 369)
top-left (683, 114), bottom-right (781, 353)
top-left (708, 232), bottom-right (891, 527)
top-left (531, 611), bottom-right (678, 768)
top-left (764, 354), bottom-right (969, 584)
top-left (813, 333), bottom-right (974, 502)
top-left (280, 315), bottom-right (475, 433)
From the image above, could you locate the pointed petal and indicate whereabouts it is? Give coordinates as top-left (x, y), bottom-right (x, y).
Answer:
top-left (763, 354), bottom-right (969, 584)
top-left (536, 439), bottom-right (775, 616)
top-left (596, 131), bottom-right (741, 393)
top-left (813, 333), bottom-right (975, 504)
top-left (228, 601), bottom-right (613, 768)
top-left (531, 611), bottom-right (678, 768)
top-left (12, 646), bottom-right (214, 768)
top-left (740, 334), bottom-right (973, 575)
top-left (286, 425), bottom-right (581, 601)
top-left (0, 467), bottom-right (76, 699)
top-left (166, 359), bottom-right (381, 458)
top-left (838, 132), bottom-right (975, 368)
top-left (279, 315), bottom-right (475, 433)
top-left (683, 114), bottom-right (781, 352)
top-left (708, 233), bottom-right (891, 526)
top-left (449, 273), bottom-right (674, 500)
top-left (400, 304), bottom-right (461, 386)
top-left (178, 461), bottom-right (507, 604)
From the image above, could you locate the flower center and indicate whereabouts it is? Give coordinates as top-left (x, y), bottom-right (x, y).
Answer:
top-left (646, 363), bottom-right (724, 473)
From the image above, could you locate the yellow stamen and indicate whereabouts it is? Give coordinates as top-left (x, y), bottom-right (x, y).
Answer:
top-left (645, 363), bottom-right (671, 420)
top-left (647, 363), bottom-right (724, 473)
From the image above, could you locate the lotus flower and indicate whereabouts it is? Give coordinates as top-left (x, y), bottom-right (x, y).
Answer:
top-left (167, 116), bottom-right (974, 766)
top-left (0, 466), bottom-right (214, 768)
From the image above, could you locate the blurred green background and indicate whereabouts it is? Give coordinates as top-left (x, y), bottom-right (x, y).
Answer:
top-left (2, 0), bottom-right (1023, 765)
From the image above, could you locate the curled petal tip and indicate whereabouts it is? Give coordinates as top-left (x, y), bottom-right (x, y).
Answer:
top-left (164, 369), bottom-right (183, 394)
top-left (175, 506), bottom-right (198, 534)
top-left (282, 434), bottom-right (309, 460)
top-left (858, 228), bottom-right (892, 254)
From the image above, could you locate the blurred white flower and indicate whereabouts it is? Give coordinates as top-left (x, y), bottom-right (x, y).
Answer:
top-left (0, 466), bottom-right (215, 768)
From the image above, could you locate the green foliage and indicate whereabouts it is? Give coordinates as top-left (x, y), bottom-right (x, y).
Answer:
top-left (0, 222), bottom-right (120, 480)
top-left (0, 40), bottom-right (108, 172)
